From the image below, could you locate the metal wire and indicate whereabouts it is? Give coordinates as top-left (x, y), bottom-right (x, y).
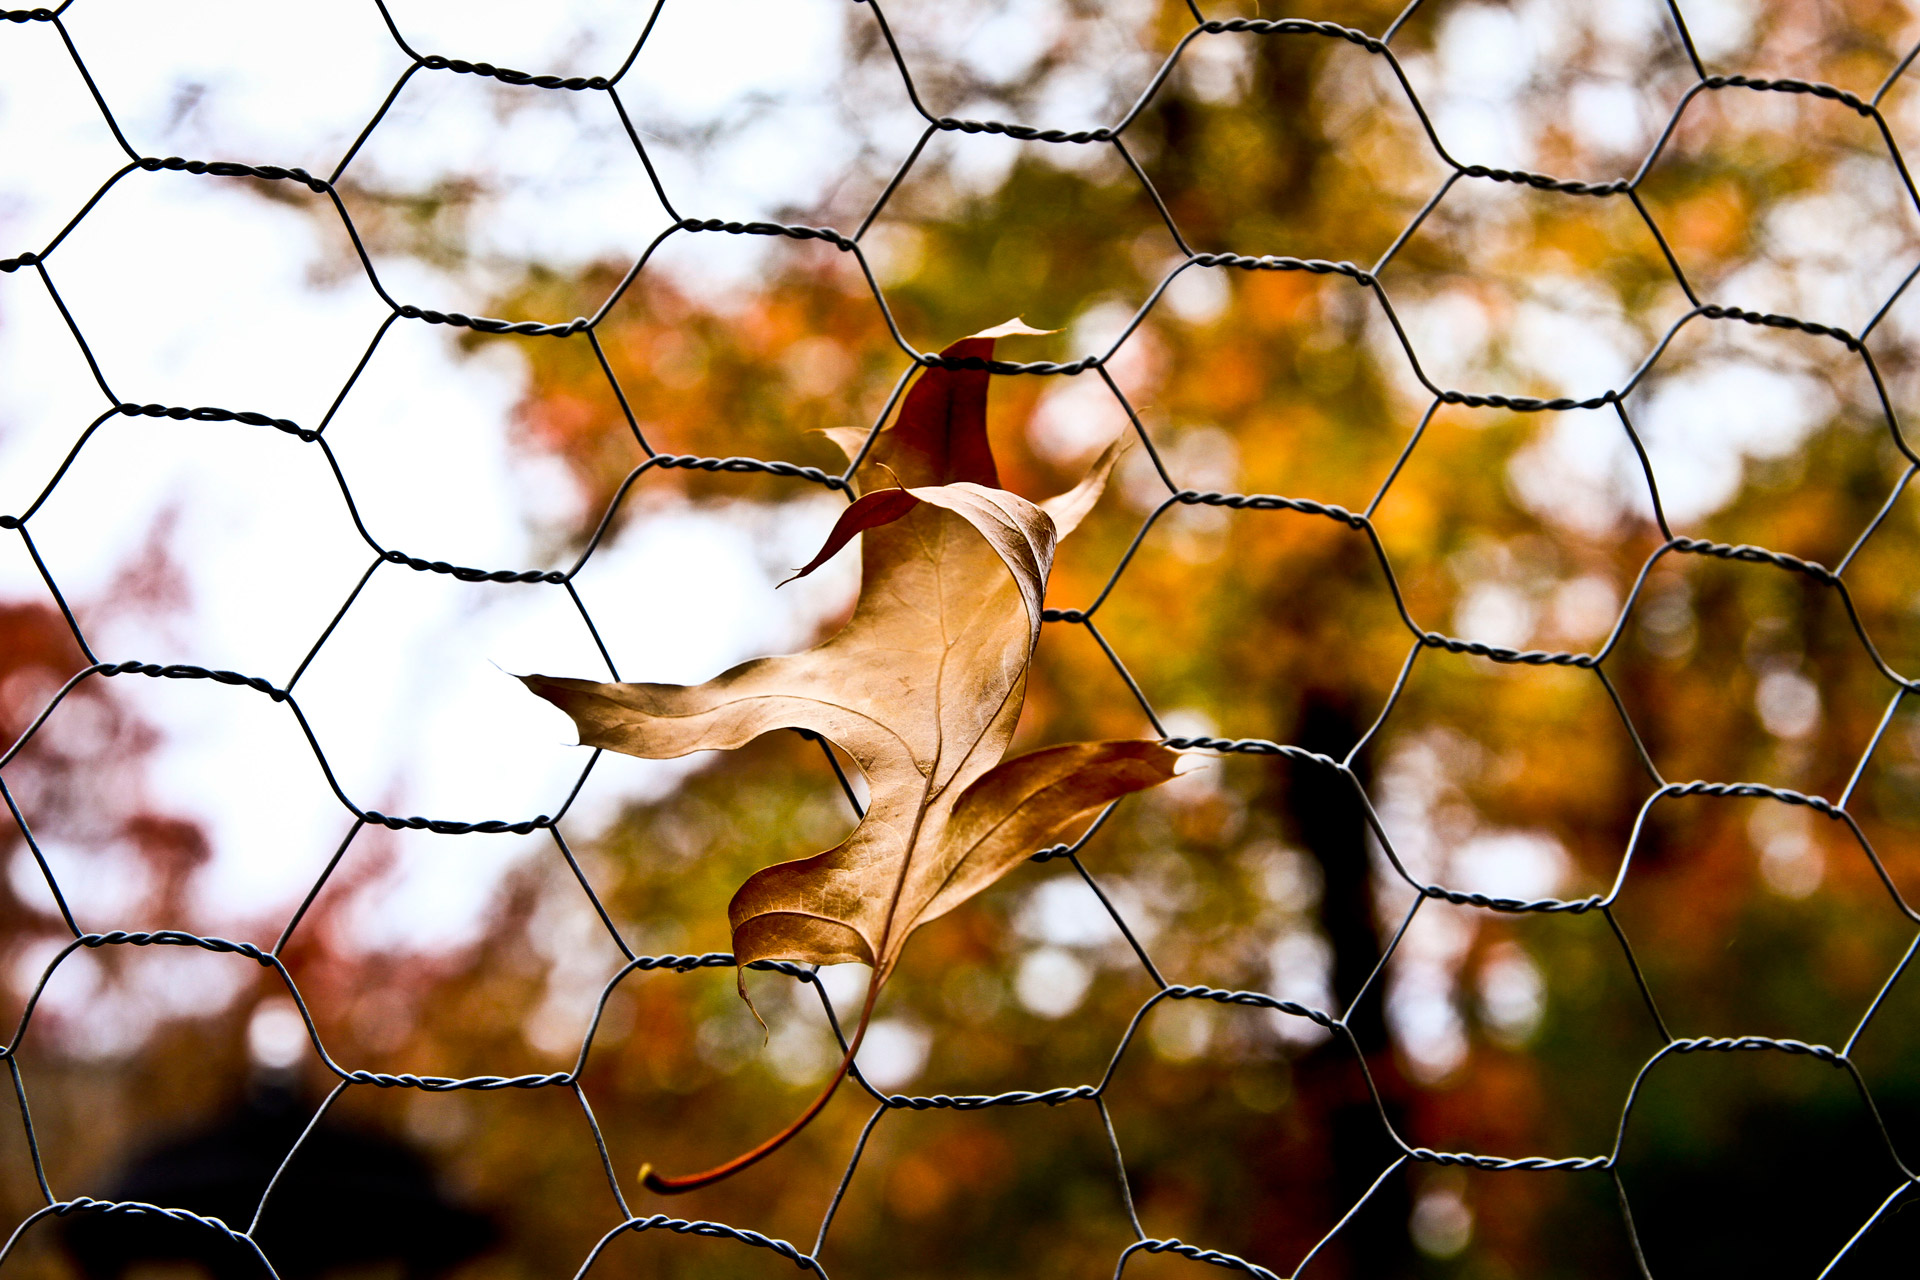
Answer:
top-left (2, 1), bottom-right (1920, 1277)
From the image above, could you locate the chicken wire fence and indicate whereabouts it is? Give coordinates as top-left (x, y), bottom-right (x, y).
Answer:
top-left (2, 0), bottom-right (1920, 1276)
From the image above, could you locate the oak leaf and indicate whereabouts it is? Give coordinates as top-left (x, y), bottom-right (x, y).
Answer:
top-left (523, 325), bottom-right (1181, 1192)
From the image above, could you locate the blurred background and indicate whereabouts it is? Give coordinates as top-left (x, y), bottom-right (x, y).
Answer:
top-left (5, 0), bottom-right (1920, 1276)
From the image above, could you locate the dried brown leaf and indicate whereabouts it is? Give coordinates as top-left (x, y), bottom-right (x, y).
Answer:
top-left (523, 326), bottom-right (1176, 1192)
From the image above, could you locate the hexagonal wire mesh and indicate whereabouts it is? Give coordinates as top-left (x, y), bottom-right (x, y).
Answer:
top-left (3, 0), bottom-right (1920, 1276)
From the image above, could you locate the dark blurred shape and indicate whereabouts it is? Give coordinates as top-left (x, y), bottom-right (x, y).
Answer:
top-left (1626, 1076), bottom-right (1920, 1275)
top-left (1285, 689), bottom-right (1415, 1278)
top-left (61, 1080), bottom-right (494, 1280)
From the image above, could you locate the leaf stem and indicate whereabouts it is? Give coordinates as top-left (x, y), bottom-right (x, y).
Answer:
top-left (640, 969), bottom-right (883, 1195)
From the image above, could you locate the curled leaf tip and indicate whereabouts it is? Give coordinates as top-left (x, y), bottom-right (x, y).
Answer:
top-left (738, 967), bottom-right (769, 1042)
top-left (970, 318), bottom-right (1055, 339)
top-left (781, 486), bottom-right (924, 586)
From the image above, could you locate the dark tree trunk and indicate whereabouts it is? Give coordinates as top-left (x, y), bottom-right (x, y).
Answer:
top-left (1286, 688), bottom-right (1414, 1279)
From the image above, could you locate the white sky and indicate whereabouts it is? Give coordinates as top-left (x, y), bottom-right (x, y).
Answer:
top-left (0, 2), bottom-right (867, 958)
